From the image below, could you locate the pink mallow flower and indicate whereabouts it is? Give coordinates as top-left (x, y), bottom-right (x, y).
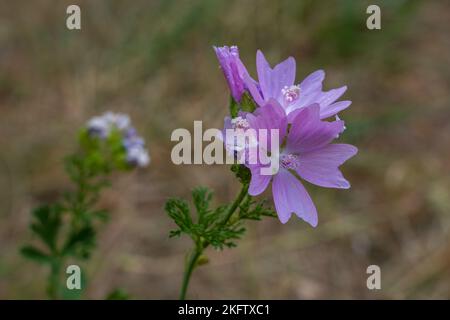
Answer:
top-left (247, 99), bottom-right (357, 226)
top-left (244, 50), bottom-right (351, 120)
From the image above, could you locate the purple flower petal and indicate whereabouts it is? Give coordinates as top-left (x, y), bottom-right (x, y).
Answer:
top-left (288, 85), bottom-right (349, 118)
top-left (256, 50), bottom-right (273, 101)
top-left (214, 45), bottom-right (249, 102)
top-left (319, 100), bottom-right (352, 119)
top-left (272, 169), bottom-right (318, 226)
top-left (315, 86), bottom-right (347, 109)
top-left (286, 90), bottom-right (322, 114)
top-left (256, 50), bottom-right (296, 103)
top-left (244, 73), bottom-right (265, 106)
top-left (286, 104), bottom-right (345, 154)
top-left (223, 116), bottom-right (232, 130)
top-left (248, 165), bottom-right (272, 196)
top-left (271, 56), bottom-right (296, 100)
top-left (249, 99), bottom-right (287, 151)
top-left (244, 49), bottom-right (351, 120)
top-left (296, 144), bottom-right (357, 189)
top-left (299, 70), bottom-right (325, 94)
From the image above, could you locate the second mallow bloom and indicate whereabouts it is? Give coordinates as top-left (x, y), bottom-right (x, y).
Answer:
top-left (244, 50), bottom-right (351, 120)
top-left (247, 100), bottom-right (357, 226)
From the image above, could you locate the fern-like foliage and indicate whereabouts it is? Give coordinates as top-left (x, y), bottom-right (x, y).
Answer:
top-left (166, 186), bottom-right (275, 251)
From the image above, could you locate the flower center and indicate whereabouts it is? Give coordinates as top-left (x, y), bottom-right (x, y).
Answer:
top-left (280, 153), bottom-right (300, 170)
top-left (231, 116), bottom-right (250, 130)
top-left (281, 85), bottom-right (301, 104)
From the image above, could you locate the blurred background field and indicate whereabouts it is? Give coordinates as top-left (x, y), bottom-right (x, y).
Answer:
top-left (0, 0), bottom-right (449, 299)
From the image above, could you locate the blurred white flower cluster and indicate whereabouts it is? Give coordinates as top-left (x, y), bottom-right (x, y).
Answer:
top-left (87, 112), bottom-right (150, 167)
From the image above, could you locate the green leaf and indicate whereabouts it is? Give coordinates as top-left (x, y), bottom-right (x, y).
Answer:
top-left (20, 246), bottom-right (52, 264)
top-left (239, 92), bottom-right (257, 113)
top-left (166, 185), bottom-right (274, 251)
top-left (229, 95), bottom-right (239, 118)
top-left (192, 187), bottom-right (212, 224)
top-left (106, 288), bottom-right (130, 300)
top-left (165, 198), bottom-right (193, 237)
top-left (62, 225), bottom-right (96, 259)
top-left (203, 223), bottom-right (246, 250)
top-left (169, 229), bottom-right (182, 238)
top-left (78, 128), bottom-right (100, 152)
top-left (239, 198), bottom-right (277, 221)
top-left (229, 93), bottom-right (257, 118)
top-left (201, 204), bottom-right (228, 229)
top-left (30, 204), bottom-right (63, 252)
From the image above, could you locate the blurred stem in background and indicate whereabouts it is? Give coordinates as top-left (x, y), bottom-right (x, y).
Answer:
top-left (21, 148), bottom-right (112, 299)
top-left (21, 114), bottom-right (148, 299)
top-left (48, 259), bottom-right (62, 299)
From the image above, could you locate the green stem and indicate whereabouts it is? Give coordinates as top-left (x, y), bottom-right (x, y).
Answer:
top-left (48, 258), bottom-right (62, 300)
top-left (178, 183), bottom-right (249, 300)
top-left (220, 183), bottom-right (249, 226)
top-left (179, 248), bottom-right (202, 300)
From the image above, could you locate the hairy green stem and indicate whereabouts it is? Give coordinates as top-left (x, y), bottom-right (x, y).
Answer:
top-left (179, 183), bottom-right (249, 300)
